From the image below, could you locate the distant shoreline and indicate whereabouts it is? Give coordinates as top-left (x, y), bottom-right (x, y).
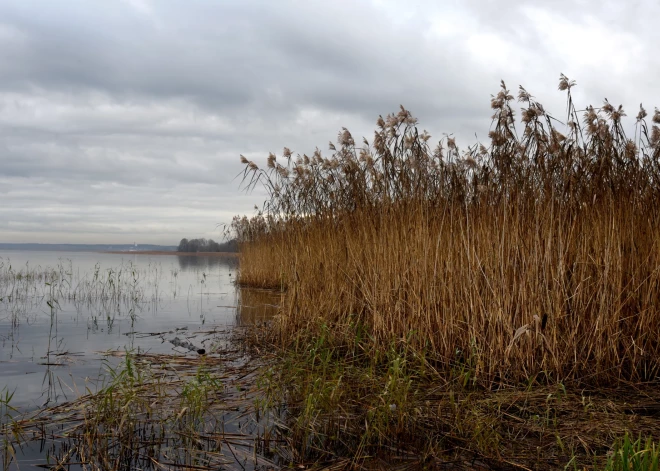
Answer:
top-left (102, 250), bottom-right (239, 257)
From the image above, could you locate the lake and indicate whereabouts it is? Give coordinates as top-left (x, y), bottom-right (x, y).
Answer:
top-left (0, 250), bottom-right (270, 412)
top-left (0, 250), bottom-right (286, 470)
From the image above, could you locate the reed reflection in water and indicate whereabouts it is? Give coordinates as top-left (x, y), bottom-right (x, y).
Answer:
top-left (236, 288), bottom-right (281, 325)
top-left (176, 254), bottom-right (238, 271)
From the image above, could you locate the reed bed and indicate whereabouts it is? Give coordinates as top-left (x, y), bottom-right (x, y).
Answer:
top-left (229, 76), bottom-right (660, 467)
top-left (235, 75), bottom-right (660, 387)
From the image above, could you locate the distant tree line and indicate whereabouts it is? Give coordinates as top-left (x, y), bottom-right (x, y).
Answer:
top-left (177, 238), bottom-right (238, 253)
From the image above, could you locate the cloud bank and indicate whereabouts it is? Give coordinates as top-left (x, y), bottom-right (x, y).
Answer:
top-left (1, 0), bottom-right (657, 244)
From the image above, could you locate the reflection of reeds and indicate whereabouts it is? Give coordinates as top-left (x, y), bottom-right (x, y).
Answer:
top-left (176, 254), bottom-right (238, 271)
top-left (235, 76), bottom-right (660, 386)
top-left (236, 288), bottom-right (280, 325)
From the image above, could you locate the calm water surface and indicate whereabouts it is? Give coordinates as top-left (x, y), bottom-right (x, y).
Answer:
top-left (0, 250), bottom-right (261, 412)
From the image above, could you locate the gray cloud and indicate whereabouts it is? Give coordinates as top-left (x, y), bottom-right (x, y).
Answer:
top-left (0, 0), bottom-right (658, 244)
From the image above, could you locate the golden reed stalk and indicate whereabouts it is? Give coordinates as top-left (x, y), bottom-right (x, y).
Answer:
top-left (234, 76), bottom-right (660, 386)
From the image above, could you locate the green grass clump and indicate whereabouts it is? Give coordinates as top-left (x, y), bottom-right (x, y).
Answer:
top-left (605, 434), bottom-right (660, 471)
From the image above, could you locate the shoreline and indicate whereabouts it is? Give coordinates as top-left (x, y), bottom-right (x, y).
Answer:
top-left (101, 250), bottom-right (239, 257)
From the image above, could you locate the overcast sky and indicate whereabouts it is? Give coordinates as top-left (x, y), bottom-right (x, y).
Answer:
top-left (0, 0), bottom-right (658, 245)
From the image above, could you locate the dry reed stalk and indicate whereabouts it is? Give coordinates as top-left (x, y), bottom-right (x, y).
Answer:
top-left (235, 76), bottom-right (660, 387)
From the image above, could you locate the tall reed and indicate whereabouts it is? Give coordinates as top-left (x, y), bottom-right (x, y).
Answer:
top-left (235, 75), bottom-right (660, 386)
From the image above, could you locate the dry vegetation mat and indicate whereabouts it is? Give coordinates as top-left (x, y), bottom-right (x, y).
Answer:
top-left (2, 328), bottom-right (660, 470)
top-left (230, 75), bottom-right (660, 469)
top-left (1, 327), bottom-right (283, 471)
top-left (246, 327), bottom-right (660, 470)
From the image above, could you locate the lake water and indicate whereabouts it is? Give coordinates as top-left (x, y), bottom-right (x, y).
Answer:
top-left (0, 251), bottom-right (271, 412)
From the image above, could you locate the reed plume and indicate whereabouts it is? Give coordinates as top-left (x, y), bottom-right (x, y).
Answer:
top-left (234, 75), bottom-right (660, 386)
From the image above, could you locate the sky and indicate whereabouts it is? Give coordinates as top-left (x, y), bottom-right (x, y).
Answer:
top-left (0, 0), bottom-right (658, 245)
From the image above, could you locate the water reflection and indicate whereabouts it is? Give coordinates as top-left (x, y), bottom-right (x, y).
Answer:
top-left (236, 288), bottom-right (281, 325)
top-left (0, 252), bottom-right (278, 412)
top-left (0, 252), bottom-right (287, 470)
top-left (0, 251), bottom-right (241, 413)
top-left (176, 254), bottom-right (238, 271)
